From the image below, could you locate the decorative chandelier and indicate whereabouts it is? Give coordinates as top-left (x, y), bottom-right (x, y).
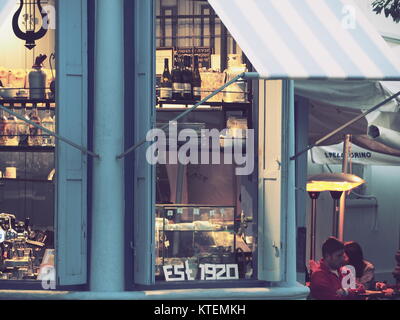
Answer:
top-left (12, 0), bottom-right (49, 50)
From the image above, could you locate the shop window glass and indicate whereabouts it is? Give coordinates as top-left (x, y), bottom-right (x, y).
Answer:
top-left (154, 0), bottom-right (256, 283)
top-left (0, 0), bottom-right (56, 282)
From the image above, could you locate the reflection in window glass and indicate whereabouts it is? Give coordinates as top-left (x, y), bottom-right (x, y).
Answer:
top-left (155, 0), bottom-right (256, 282)
top-left (0, 0), bottom-right (56, 281)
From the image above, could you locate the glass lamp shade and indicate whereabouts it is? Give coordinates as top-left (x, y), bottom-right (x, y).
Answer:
top-left (306, 173), bottom-right (365, 192)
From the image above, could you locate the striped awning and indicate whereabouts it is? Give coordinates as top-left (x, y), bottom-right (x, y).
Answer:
top-left (208, 0), bottom-right (400, 80)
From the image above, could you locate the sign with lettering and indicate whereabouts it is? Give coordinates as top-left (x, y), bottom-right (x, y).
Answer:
top-left (311, 142), bottom-right (400, 166)
top-left (163, 261), bottom-right (239, 281)
top-left (175, 47), bottom-right (212, 69)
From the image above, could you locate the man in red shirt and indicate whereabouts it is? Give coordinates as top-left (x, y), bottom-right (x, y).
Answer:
top-left (310, 237), bottom-right (358, 300)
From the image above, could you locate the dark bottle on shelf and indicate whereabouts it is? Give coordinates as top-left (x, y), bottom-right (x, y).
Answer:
top-left (0, 110), bottom-right (7, 146)
top-left (192, 55), bottom-right (202, 101)
top-left (28, 110), bottom-right (42, 146)
top-left (17, 107), bottom-right (30, 146)
top-left (160, 58), bottom-right (172, 99)
top-left (171, 55), bottom-right (183, 100)
top-left (182, 55), bottom-right (193, 100)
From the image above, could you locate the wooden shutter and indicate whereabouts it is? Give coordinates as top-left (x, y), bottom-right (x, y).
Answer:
top-left (257, 80), bottom-right (284, 281)
top-left (132, 0), bottom-right (156, 285)
top-left (56, 0), bottom-right (88, 286)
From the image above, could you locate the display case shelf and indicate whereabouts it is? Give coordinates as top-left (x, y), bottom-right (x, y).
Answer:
top-left (157, 98), bottom-right (251, 109)
top-left (0, 146), bottom-right (55, 153)
top-left (0, 178), bottom-right (53, 184)
top-left (0, 98), bottom-right (56, 109)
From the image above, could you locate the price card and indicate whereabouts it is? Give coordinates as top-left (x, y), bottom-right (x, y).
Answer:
top-left (193, 208), bottom-right (200, 215)
top-left (177, 208), bottom-right (183, 214)
top-left (167, 210), bottom-right (174, 217)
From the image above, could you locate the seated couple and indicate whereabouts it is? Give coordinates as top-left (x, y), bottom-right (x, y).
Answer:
top-left (309, 237), bottom-right (392, 300)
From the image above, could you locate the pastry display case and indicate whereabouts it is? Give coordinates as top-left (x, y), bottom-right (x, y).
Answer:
top-left (155, 204), bottom-right (253, 280)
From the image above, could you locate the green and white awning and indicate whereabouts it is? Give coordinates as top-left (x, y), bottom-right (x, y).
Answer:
top-left (209, 0), bottom-right (400, 80)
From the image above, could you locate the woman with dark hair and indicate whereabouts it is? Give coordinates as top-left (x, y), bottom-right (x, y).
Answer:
top-left (344, 241), bottom-right (375, 290)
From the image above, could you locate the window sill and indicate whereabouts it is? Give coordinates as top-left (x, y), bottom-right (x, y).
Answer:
top-left (0, 283), bottom-right (310, 300)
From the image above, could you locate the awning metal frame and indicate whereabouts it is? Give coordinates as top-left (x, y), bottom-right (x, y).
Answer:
top-left (116, 72), bottom-right (254, 160)
top-left (0, 103), bottom-right (100, 158)
top-left (117, 71), bottom-right (400, 161)
top-left (291, 90), bottom-right (400, 160)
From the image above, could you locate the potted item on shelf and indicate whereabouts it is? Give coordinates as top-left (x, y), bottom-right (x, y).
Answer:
top-left (223, 54), bottom-right (248, 103)
top-left (220, 117), bottom-right (248, 148)
top-left (200, 70), bottom-right (225, 102)
top-left (29, 54), bottom-right (47, 100)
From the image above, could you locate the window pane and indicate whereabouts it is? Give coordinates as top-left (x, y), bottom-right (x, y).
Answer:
top-left (154, 0), bottom-right (256, 283)
top-left (0, 0), bottom-right (56, 282)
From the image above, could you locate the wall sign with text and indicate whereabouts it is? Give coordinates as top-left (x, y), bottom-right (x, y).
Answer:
top-left (175, 47), bottom-right (212, 69)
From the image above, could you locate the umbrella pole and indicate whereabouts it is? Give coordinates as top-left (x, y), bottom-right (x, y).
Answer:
top-left (338, 135), bottom-right (351, 241)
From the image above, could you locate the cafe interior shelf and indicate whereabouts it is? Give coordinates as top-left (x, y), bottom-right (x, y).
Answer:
top-left (0, 177), bottom-right (53, 184)
top-left (156, 99), bottom-right (251, 109)
top-left (0, 98), bottom-right (56, 109)
top-left (0, 146), bottom-right (55, 153)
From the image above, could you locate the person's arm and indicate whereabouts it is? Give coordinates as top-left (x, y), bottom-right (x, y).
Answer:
top-left (359, 266), bottom-right (375, 289)
top-left (310, 272), bottom-right (344, 300)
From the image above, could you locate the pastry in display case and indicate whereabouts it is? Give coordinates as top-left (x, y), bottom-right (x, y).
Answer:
top-left (155, 205), bottom-right (253, 281)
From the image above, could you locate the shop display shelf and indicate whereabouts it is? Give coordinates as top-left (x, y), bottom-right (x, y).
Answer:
top-left (0, 146), bottom-right (55, 153)
top-left (0, 177), bottom-right (53, 184)
top-left (0, 98), bottom-right (56, 109)
top-left (156, 99), bottom-right (251, 110)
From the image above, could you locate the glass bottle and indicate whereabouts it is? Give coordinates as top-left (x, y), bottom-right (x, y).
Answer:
top-left (192, 55), bottom-right (202, 101)
top-left (28, 109), bottom-right (42, 146)
top-left (171, 55), bottom-right (183, 100)
top-left (160, 58), bottom-right (172, 100)
top-left (4, 113), bottom-right (19, 146)
top-left (0, 110), bottom-right (7, 146)
top-left (182, 56), bottom-right (193, 100)
top-left (17, 107), bottom-right (30, 146)
top-left (41, 110), bottom-right (55, 146)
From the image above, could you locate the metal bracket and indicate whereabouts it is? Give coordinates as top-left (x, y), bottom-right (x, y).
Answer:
top-left (116, 72), bottom-right (252, 160)
top-left (290, 90), bottom-right (400, 161)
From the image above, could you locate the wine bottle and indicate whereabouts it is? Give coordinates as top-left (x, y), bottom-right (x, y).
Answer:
top-left (17, 107), bottom-right (30, 146)
top-left (0, 110), bottom-right (7, 146)
top-left (28, 110), bottom-right (42, 146)
top-left (182, 55), bottom-right (193, 100)
top-left (160, 58), bottom-right (172, 100)
top-left (171, 55), bottom-right (183, 100)
top-left (192, 55), bottom-right (202, 101)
